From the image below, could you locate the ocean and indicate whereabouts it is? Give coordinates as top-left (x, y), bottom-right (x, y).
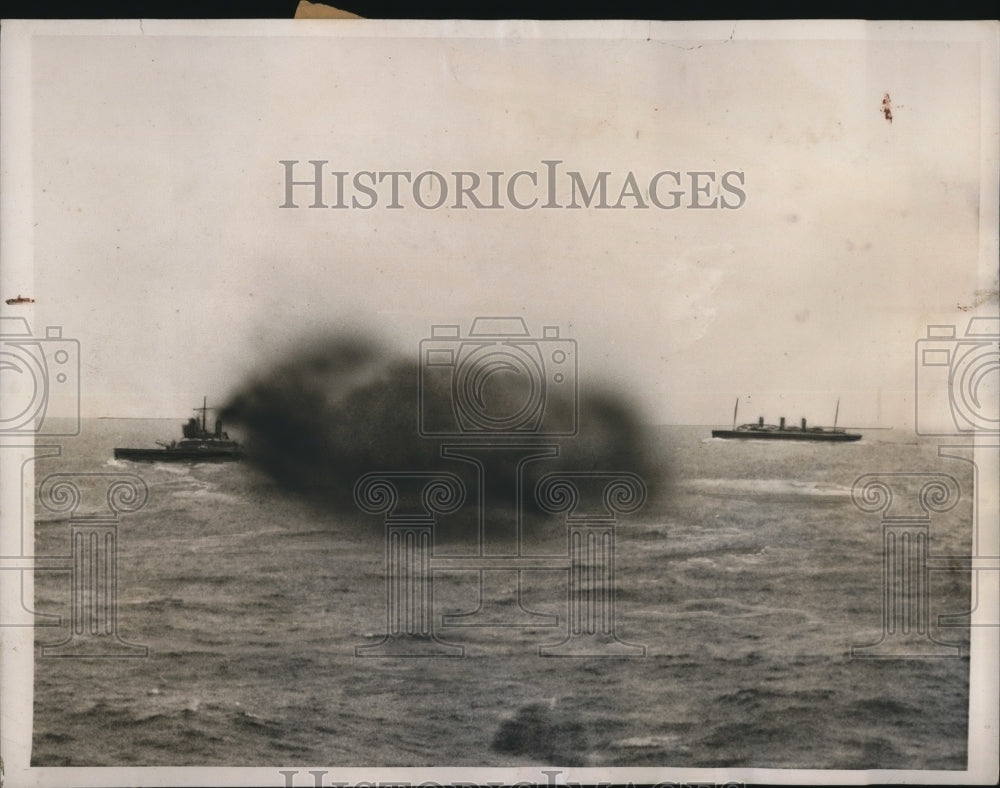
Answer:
top-left (30, 420), bottom-right (972, 769)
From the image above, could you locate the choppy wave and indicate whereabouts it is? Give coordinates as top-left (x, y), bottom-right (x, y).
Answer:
top-left (679, 477), bottom-right (852, 499)
top-left (170, 486), bottom-right (241, 505)
top-left (30, 420), bottom-right (972, 769)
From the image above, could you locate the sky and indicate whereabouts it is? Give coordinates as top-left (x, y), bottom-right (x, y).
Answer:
top-left (5, 20), bottom-right (997, 427)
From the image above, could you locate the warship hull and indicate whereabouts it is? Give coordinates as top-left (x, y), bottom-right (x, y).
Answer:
top-left (114, 447), bottom-right (243, 462)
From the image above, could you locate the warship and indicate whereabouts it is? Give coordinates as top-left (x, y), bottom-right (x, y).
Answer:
top-left (114, 397), bottom-right (243, 461)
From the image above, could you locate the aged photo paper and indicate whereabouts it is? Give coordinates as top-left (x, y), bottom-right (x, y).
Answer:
top-left (1, 18), bottom-right (998, 788)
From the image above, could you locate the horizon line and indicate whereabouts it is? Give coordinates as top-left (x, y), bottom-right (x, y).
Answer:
top-left (91, 416), bottom-right (895, 429)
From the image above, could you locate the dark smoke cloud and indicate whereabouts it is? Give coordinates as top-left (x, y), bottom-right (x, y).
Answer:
top-left (222, 332), bottom-right (661, 531)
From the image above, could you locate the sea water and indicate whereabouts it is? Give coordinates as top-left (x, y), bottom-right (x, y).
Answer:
top-left (29, 420), bottom-right (972, 768)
